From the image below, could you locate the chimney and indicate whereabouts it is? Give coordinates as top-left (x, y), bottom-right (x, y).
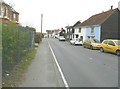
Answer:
top-left (111, 5), bottom-right (113, 10)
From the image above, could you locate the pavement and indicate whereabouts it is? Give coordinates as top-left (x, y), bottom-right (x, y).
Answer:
top-left (19, 38), bottom-right (64, 87)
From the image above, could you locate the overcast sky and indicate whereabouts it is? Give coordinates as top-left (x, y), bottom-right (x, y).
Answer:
top-left (3, 0), bottom-right (119, 32)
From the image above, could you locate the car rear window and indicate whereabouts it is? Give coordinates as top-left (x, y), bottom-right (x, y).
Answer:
top-left (114, 41), bottom-right (120, 46)
top-left (91, 39), bottom-right (99, 43)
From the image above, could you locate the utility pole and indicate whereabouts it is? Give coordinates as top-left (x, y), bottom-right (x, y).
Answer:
top-left (41, 14), bottom-right (43, 41)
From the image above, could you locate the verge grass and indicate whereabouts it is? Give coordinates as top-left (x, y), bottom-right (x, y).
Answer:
top-left (2, 47), bottom-right (37, 87)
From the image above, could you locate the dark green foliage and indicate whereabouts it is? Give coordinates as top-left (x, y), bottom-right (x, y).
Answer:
top-left (0, 22), bottom-right (2, 64)
top-left (2, 22), bottom-right (36, 76)
top-left (35, 32), bottom-right (42, 43)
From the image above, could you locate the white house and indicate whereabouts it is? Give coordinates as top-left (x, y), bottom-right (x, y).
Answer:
top-left (73, 21), bottom-right (86, 42)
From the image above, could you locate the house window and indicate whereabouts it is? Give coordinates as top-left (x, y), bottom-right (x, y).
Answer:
top-left (72, 28), bottom-right (74, 33)
top-left (1, 6), bottom-right (4, 17)
top-left (79, 28), bottom-right (81, 33)
top-left (0, 5), bottom-right (1, 16)
top-left (76, 34), bottom-right (79, 38)
top-left (6, 7), bottom-right (8, 17)
top-left (91, 26), bottom-right (94, 34)
top-left (13, 13), bottom-right (16, 20)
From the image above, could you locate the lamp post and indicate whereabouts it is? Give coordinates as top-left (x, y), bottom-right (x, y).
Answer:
top-left (41, 14), bottom-right (43, 40)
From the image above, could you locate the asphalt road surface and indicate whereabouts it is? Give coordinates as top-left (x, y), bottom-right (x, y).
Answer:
top-left (48, 38), bottom-right (118, 87)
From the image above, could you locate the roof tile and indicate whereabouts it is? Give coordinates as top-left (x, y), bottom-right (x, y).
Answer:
top-left (81, 9), bottom-right (117, 26)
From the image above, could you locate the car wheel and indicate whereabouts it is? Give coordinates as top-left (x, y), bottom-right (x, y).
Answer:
top-left (100, 47), bottom-right (104, 52)
top-left (90, 45), bottom-right (93, 50)
top-left (116, 50), bottom-right (120, 56)
top-left (83, 44), bottom-right (86, 48)
top-left (74, 43), bottom-right (76, 46)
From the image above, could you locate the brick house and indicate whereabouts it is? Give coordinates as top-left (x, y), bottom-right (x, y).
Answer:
top-left (0, 1), bottom-right (19, 24)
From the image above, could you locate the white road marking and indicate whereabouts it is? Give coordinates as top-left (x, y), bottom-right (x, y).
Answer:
top-left (48, 40), bottom-right (69, 89)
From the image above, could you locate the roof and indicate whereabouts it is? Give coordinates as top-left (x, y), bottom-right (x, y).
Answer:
top-left (1, 1), bottom-right (19, 14)
top-left (52, 29), bottom-right (61, 32)
top-left (73, 21), bottom-right (81, 27)
top-left (80, 8), bottom-right (117, 26)
top-left (65, 21), bottom-right (81, 29)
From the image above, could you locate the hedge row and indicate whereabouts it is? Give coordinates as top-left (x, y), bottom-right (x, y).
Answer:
top-left (0, 22), bottom-right (2, 67)
top-left (2, 22), bottom-right (36, 76)
top-left (35, 32), bottom-right (42, 43)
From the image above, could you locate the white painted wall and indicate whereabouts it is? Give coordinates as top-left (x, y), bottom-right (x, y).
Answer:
top-left (73, 27), bottom-right (86, 41)
top-left (81, 27), bottom-right (86, 42)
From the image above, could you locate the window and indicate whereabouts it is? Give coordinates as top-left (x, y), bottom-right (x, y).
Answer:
top-left (76, 35), bottom-right (79, 38)
top-left (108, 41), bottom-right (115, 46)
top-left (103, 40), bottom-right (108, 44)
top-left (91, 39), bottom-right (100, 43)
top-left (13, 13), bottom-right (16, 20)
top-left (1, 6), bottom-right (4, 17)
top-left (91, 29), bottom-right (94, 34)
top-left (79, 28), bottom-right (81, 33)
top-left (72, 28), bottom-right (74, 33)
top-left (114, 41), bottom-right (120, 46)
top-left (6, 7), bottom-right (8, 17)
top-left (91, 26), bottom-right (94, 34)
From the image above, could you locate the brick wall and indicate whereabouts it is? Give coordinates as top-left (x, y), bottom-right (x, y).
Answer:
top-left (0, 2), bottom-right (19, 24)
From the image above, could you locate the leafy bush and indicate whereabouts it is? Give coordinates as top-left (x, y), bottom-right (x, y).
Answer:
top-left (2, 22), bottom-right (36, 76)
top-left (0, 22), bottom-right (2, 55)
top-left (35, 32), bottom-right (42, 43)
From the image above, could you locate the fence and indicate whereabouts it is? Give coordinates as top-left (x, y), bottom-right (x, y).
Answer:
top-left (0, 22), bottom-right (2, 58)
top-left (2, 22), bottom-right (36, 76)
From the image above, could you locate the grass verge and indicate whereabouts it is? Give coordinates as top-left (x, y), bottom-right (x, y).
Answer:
top-left (2, 47), bottom-right (37, 87)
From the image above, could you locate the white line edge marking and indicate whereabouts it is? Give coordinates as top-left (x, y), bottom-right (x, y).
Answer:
top-left (47, 40), bottom-right (69, 88)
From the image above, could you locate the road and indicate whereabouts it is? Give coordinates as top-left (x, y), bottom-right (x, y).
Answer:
top-left (48, 38), bottom-right (118, 87)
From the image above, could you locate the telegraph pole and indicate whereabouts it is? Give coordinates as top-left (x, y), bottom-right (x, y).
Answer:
top-left (41, 14), bottom-right (43, 41)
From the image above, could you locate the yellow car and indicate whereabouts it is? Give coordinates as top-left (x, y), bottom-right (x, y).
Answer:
top-left (83, 39), bottom-right (101, 49)
top-left (100, 39), bottom-right (120, 56)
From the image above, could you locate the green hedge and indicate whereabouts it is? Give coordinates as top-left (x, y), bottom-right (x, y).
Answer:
top-left (0, 22), bottom-right (2, 52)
top-left (35, 32), bottom-right (42, 43)
top-left (2, 22), bottom-right (36, 76)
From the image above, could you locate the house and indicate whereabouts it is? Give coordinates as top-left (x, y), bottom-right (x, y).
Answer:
top-left (80, 7), bottom-right (120, 42)
top-left (65, 21), bottom-right (83, 41)
top-left (0, 1), bottom-right (19, 24)
top-left (58, 28), bottom-right (66, 37)
top-left (72, 21), bottom-right (85, 41)
top-left (46, 30), bottom-right (53, 38)
top-left (52, 29), bottom-right (61, 38)
top-left (65, 25), bottom-right (74, 40)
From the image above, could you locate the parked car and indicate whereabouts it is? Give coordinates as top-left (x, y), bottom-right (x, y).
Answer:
top-left (54, 34), bottom-right (59, 38)
top-left (70, 39), bottom-right (83, 45)
top-left (83, 39), bottom-right (101, 49)
top-left (70, 39), bottom-right (76, 45)
top-left (74, 39), bottom-right (83, 46)
top-left (100, 39), bottom-right (120, 56)
top-left (59, 36), bottom-right (66, 41)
